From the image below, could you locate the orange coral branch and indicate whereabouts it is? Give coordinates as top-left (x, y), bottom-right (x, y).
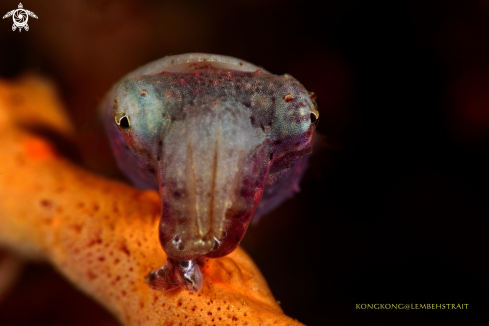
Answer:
top-left (0, 77), bottom-right (304, 325)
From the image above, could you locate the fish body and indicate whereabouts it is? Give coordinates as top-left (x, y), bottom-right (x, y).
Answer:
top-left (102, 54), bottom-right (319, 292)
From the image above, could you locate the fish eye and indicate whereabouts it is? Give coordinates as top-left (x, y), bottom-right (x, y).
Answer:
top-left (310, 112), bottom-right (317, 124)
top-left (310, 107), bottom-right (319, 125)
top-left (116, 115), bottom-right (131, 129)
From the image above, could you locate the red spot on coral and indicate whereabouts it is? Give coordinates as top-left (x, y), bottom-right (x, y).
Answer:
top-left (87, 238), bottom-right (103, 247)
top-left (40, 199), bottom-right (52, 207)
top-left (120, 244), bottom-right (131, 256)
top-left (24, 138), bottom-right (58, 160)
top-left (87, 270), bottom-right (97, 280)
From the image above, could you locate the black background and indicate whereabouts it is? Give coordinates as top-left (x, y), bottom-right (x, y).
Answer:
top-left (1, 0), bottom-right (488, 325)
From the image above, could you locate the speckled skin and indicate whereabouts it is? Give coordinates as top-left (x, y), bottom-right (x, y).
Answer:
top-left (102, 54), bottom-right (319, 292)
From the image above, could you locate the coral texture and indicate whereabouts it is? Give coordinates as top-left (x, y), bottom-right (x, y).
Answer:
top-left (0, 76), bottom-right (304, 326)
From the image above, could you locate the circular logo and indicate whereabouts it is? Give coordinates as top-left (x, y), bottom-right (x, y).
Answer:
top-left (13, 9), bottom-right (28, 27)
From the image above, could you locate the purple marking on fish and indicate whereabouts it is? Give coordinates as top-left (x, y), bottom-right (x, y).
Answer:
top-left (101, 53), bottom-right (319, 292)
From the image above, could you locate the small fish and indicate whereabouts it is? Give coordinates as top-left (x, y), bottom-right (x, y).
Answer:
top-left (101, 53), bottom-right (319, 292)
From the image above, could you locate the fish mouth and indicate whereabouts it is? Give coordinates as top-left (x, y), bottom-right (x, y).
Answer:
top-left (157, 101), bottom-right (269, 261)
